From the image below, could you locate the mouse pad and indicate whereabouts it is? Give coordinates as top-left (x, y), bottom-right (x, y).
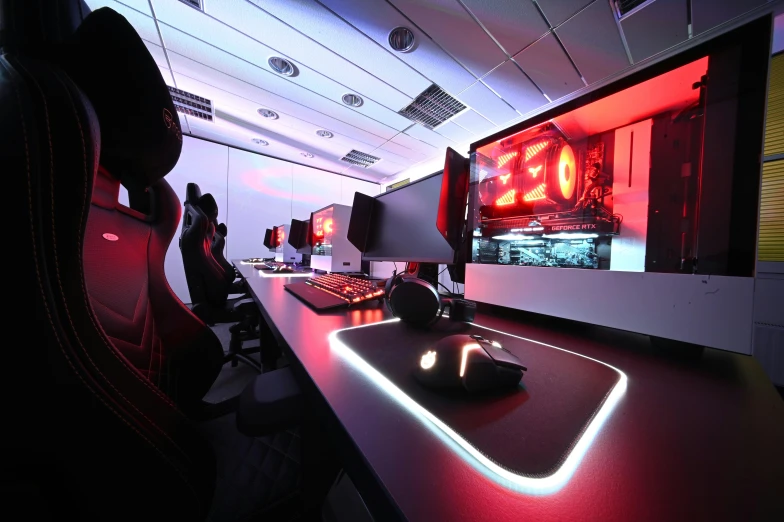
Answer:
top-left (333, 319), bottom-right (624, 481)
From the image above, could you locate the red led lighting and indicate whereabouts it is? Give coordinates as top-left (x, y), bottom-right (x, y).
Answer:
top-left (525, 140), bottom-right (549, 161)
top-left (527, 165), bottom-right (542, 178)
top-left (496, 151), bottom-right (518, 168)
top-left (500, 173), bottom-right (512, 185)
top-left (324, 218), bottom-right (333, 234)
top-left (523, 183), bottom-right (546, 201)
top-left (495, 189), bottom-right (516, 206)
top-left (558, 144), bottom-right (577, 200)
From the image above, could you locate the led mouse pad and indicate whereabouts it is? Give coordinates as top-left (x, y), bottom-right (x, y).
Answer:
top-left (332, 319), bottom-right (625, 493)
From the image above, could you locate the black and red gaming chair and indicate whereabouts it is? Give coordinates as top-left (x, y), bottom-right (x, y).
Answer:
top-left (2, 3), bottom-right (221, 519)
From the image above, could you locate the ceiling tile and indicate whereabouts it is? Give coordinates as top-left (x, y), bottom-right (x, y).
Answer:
top-left (319, 0), bottom-right (477, 94)
top-left (405, 123), bottom-right (456, 149)
top-left (143, 40), bottom-right (169, 70)
top-left (450, 108), bottom-right (495, 135)
top-left (691, 0), bottom-right (767, 36)
top-left (460, 0), bottom-right (549, 56)
top-left (210, 0), bottom-right (413, 111)
top-left (556, 0), bottom-right (630, 84)
top-left (434, 121), bottom-right (475, 142)
top-left (481, 59), bottom-right (547, 115)
top-left (458, 81), bottom-right (519, 125)
top-left (389, 132), bottom-right (439, 156)
top-left (247, 0), bottom-right (431, 99)
top-left (536, 0), bottom-right (592, 27)
top-left (377, 140), bottom-right (429, 162)
top-left (86, 0), bottom-right (151, 16)
top-left (513, 32), bottom-right (584, 101)
top-left (160, 26), bottom-right (400, 140)
top-left (87, 0), bottom-right (161, 44)
top-left (621, 0), bottom-right (688, 64)
top-left (389, 0), bottom-right (507, 78)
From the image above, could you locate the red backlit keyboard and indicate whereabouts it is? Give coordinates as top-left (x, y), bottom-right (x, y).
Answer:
top-left (307, 274), bottom-right (386, 304)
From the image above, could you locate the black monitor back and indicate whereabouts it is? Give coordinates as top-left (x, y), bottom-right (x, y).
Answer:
top-left (263, 228), bottom-right (274, 250)
top-left (289, 218), bottom-right (312, 254)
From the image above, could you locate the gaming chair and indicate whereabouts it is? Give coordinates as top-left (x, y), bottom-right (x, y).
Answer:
top-left (2, 2), bottom-right (220, 519)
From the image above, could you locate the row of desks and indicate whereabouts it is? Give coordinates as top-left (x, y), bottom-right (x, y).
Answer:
top-left (234, 261), bottom-right (784, 521)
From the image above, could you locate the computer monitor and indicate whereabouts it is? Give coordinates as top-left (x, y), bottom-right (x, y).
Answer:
top-left (289, 218), bottom-right (311, 255)
top-left (360, 171), bottom-right (457, 264)
top-left (263, 228), bottom-right (274, 251)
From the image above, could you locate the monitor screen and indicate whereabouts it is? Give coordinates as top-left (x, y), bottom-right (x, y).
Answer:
top-left (362, 172), bottom-right (456, 263)
top-left (311, 206), bottom-right (334, 256)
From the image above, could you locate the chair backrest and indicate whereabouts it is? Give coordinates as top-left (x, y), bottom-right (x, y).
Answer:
top-left (3, 3), bottom-right (219, 518)
top-left (212, 223), bottom-right (235, 283)
top-left (180, 192), bottom-right (229, 308)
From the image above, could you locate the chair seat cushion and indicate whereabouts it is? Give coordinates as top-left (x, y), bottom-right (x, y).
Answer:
top-left (237, 367), bottom-right (303, 436)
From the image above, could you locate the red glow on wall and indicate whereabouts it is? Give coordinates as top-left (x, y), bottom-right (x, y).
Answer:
top-left (525, 140), bottom-right (549, 161)
top-left (500, 173), bottom-right (512, 185)
top-left (496, 151), bottom-right (518, 168)
top-left (495, 189), bottom-right (516, 206)
top-left (523, 183), bottom-right (546, 201)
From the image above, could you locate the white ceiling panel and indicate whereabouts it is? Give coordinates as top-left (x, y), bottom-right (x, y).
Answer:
top-left (460, 0), bottom-right (549, 56)
top-left (450, 108), bottom-right (496, 135)
top-left (165, 50), bottom-right (390, 149)
top-left (160, 27), bottom-right (401, 140)
top-left (389, 132), bottom-right (439, 156)
top-left (248, 0), bottom-right (431, 99)
top-left (458, 80), bottom-right (520, 125)
top-left (87, 0), bottom-right (161, 43)
top-left (143, 40), bottom-right (169, 70)
top-left (389, 0), bottom-right (507, 78)
top-left (113, 0), bottom-right (152, 16)
top-left (481, 59), bottom-right (547, 115)
top-left (691, 0), bottom-right (768, 36)
top-left (513, 32), bottom-right (584, 101)
top-left (621, 0), bottom-right (688, 64)
top-left (152, 0), bottom-right (412, 131)
top-left (404, 123), bottom-right (457, 150)
top-left (210, 0), bottom-right (414, 111)
top-left (318, 0), bottom-right (477, 94)
top-left (536, 0), bottom-right (593, 27)
top-left (556, 0), bottom-right (630, 84)
top-left (434, 121), bottom-right (475, 142)
top-left (376, 139), bottom-right (428, 163)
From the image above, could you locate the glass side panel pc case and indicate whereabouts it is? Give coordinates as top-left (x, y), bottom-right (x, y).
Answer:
top-left (468, 20), bottom-right (768, 278)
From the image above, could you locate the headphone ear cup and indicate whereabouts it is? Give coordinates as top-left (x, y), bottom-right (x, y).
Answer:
top-left (388, 277), bottom-right (441, 326)
top-left (384, 273), bottom-right (400, 314)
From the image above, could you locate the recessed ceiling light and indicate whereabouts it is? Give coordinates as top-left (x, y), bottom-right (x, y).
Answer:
top-left (257, 108), bottom-right (279, 119)
top-left (251, 138), bottom-right (268, 146)
top-left (342, 93), bottom-right (363, 107)
top-left (316, 130), bottom-right (334, 139)
top-left (388, 27), bottom-right (415, 52)
top-left (268, 56), bottom-right (297, 77)
top-left (301, 152), bottom-right (314, 158)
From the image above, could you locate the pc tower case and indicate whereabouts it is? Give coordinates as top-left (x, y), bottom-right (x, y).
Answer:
top-left (310, 204), bottom-right (362, 273)
top-left (274, 224), bottom-right (302, 264)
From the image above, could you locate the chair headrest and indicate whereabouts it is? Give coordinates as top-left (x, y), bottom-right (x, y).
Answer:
top-left (186, 183), bottom-right (202, 204)
top-left (58, 7), bottom-right (183, 191)
top-left (216, 223), bottom-right (227, 237)
top-left (196, 194), bottom-right (218, 223)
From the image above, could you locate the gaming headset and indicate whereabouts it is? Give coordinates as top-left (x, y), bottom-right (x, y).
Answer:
top-left (385, 263), bottom-right (476, 326)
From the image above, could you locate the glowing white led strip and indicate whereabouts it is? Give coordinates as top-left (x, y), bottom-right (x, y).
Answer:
top-left (328, 318), bottom-right (628, 495)
top-left (256, 269), bottom-right (312, 278)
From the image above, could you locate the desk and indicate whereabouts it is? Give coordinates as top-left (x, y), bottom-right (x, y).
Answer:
top-left (235, 261), bottom-right (784, 521)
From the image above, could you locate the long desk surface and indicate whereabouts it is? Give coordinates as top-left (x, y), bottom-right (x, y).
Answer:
top-left (235, 261), bottom-right (784, 521)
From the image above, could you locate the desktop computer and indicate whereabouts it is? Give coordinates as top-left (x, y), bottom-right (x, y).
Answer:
top-left (309, 204), bottom-right (362, 273)
top-left (274, 224), bottom-right (303, 264)
top-left (263, 228), bottom-right (274, 252)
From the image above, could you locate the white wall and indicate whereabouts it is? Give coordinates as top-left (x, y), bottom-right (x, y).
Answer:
top-left (148, 136), bottom-right (379, 303)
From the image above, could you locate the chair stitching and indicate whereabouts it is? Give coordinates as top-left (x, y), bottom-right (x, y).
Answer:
top-left (5, 57), bottom-right (198, 501)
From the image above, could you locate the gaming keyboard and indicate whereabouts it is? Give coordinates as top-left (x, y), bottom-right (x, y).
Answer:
top-left (285, 274), bottom-right (385, 310)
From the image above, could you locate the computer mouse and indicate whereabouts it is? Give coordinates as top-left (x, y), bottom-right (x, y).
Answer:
top-left (274, 265), bottom-right (294, 273)
top-left (414, 334), bottom-right (527, 393)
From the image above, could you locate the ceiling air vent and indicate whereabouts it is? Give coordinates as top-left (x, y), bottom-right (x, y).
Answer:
top-left (168, 86), bottom-right (213, 122)
top-left (614, 0), bottom-right (653, 17)
top-left (178, 0), bottom-right (202, 10)
top-left (341, 150), bottom-right (382, 168)
top-left (398, 84), bottom-right (466, 130)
